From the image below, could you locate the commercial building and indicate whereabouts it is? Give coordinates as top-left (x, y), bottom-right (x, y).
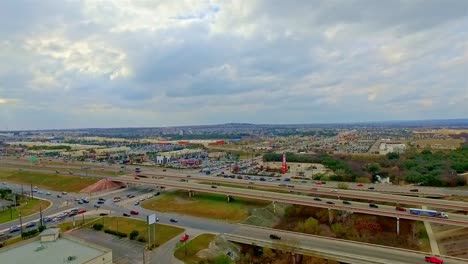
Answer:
top-left (0, 228), bottom-right (112, 264)
top-left (378, 141), bottom-right (407, 155)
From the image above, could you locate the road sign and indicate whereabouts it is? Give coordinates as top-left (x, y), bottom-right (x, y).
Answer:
top-left (147, 214), bottom-right (156, 225)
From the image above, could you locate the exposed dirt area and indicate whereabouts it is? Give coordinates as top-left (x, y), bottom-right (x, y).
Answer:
top-left (433, 225), bottom-right (468, 259)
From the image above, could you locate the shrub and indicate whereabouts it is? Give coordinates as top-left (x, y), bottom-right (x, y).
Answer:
top-left (129, 230), bottom-right (139, 240)
top-left (92, 224), bottom-right (104, 231)
top-left (21, 229), bottom-right (39, 239)
top-left (137, 237), bottom-right (146, 242)
top-left (104, 229), bottom-right (127, 238)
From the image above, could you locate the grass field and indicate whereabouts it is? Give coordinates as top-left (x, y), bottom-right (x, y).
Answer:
top-left (57, 217), bottom-right (100, 232)
top-left (91, 217), bottom-right (184, 246)
top-left (0, 197), bottom-right (50, 224)
top-left (0, 163), bottom-right (124, 177)
top-left (411, 138), bottom-right (464, 149)
top-left (0, 170), bottom-right (99, 192)
top-left (174, 234), bottom-right (216, 264)
top-left (141, 190), bottom-right (270, 223)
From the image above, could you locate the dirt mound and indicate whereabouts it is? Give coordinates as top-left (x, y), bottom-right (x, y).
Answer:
top-left (80, 178), bottom-right (125, 193)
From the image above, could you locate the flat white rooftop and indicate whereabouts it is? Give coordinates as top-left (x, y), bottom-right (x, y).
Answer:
top-left (0, 236), bottom-right (110, 264)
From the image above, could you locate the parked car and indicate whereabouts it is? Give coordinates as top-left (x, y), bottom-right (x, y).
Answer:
top-left (269, 234), bottom-right (281, 240)
top-left (94, 204), bottom-right (101, 208)
top-left (395, 206), bottom-right (406, 211)
top-left (425, 256), bottom-right (444, 263)
top-left (342, 201), bottom-right (351, 205)
top-left (357, 183), bottom-right (364, 187)
top-left (46, 192), bottom-right (51, 195)
top-left (56, 194), bottom-right (62, 198)
top-left (134, 201), bottom-right (140, 206)
top-left (369, 203), bottom-right (379, 208)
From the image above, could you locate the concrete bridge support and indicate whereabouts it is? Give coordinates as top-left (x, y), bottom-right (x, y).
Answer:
top-left (397, 217), bottom-right (400, 235)
top-left (227, 195), bottom-right (232, 202)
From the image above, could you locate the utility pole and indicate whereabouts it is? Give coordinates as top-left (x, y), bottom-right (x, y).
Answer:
top-left (30, 184), bottom-right (33, 200)
top-left (19, 213), bottom-right (23, 238)
top-left (39, 206), bottom-right (43, 228)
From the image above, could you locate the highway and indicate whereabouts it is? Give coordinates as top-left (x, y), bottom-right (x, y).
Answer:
top-left (117, 176), bottom-right (468, 227)
top-left (1, 181), bottom-right (466, 263)
top-left (2, 157), bottom-right (467, 196)
top-left (227, 225), bottom-right (468, 264)
top-left (135, 171), bottom-right (468, 211)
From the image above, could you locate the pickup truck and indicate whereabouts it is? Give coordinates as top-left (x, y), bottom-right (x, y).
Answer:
top-left (425, 256), bottom-right (443, 263)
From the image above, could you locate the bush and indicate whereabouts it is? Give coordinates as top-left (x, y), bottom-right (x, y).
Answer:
top-left (21, 229), bottom-right (39, 239)
top-left (337, 182), bottom-right (348, 189)
top-left (93, 224), bottom-right (104, 231)
top-left (129, 230), bottom-right (139, 240)
top-left (137, 237), bottom-right (146, 242)
top-left (104, 229), bottom-right (127, 238)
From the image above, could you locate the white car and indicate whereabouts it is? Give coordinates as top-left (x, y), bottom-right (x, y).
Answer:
top-left (46, 192), bottom-right (51, 195)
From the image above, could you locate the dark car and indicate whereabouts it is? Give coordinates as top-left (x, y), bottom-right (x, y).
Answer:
top-left (170, 218), bottom-right (178, 223)
top-left (9, 226), bottom-right (21, 233)
top-left (123, 213), bottom-right (130, 217)
top-left (368, 187), bottom-right (375, 190)
top-left (269, 234), bottom-right (281, 240)
top-left (313, 198), bottom-right (322, 201)
top-left (99, 213), bottom-right (108, 216)
top-left (326, 201), bottom-right (335, 205)
top-left (369, 203), bottom-right (379, 208)
top-left (410, 189), bottom-right (419, 192)
top-left (154, 192), bottom-right (160, 196)
top-left (211, 185), bottom-right (218, 189)
top-left (97, 200), bottom-right (105, 204)
top-left (342, 200), bottom-right (351, 205)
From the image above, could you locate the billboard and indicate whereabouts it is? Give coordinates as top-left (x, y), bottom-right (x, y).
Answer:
top-left (147, 214), bottom-right (157, 225)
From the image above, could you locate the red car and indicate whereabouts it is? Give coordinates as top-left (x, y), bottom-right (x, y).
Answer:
top-left (395, 206), bottom-right (406, 212)
top-left (425, 256), bottom-right (443, 263)
top-left (78, 209), bottom-right (86, 214)
top-left (130, 210), bottom-right (139, 215)
top-left (357, 183), bottom-right (364, 187)
top-left (180, 234), bottom-right (189, 242)
top-left (315, 182), bottom-right (322, 186)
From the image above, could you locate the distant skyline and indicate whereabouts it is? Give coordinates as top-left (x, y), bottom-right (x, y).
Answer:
top-left (1, 1), bottom-right (467, 130)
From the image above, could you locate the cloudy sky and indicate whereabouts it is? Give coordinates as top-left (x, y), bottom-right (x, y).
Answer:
top-left (0, 0), bottom-right (467, 130)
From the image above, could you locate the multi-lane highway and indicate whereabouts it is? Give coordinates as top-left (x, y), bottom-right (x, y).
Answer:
top-left (134, 171), bottom-right (468, 211)
top-left (227, 225), bottom-right (468, 264)
top-left (117, 176), bottom-right (468, 227)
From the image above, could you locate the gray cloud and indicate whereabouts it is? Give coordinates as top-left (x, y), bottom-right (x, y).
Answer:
top-left (0, 0), bottom-right (467, 129)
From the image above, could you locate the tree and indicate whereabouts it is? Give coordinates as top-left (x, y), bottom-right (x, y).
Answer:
top-left (303, 217), bottom-right (319, 234)
top-left (129, 230), bottom-right (139, 240)
top-left (386, 152), bottom-right (400, 160)
top-left (337, 183), bottom-right (348, 189)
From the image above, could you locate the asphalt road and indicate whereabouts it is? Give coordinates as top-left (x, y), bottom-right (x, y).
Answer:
top-left (117, 176), bottom-right (468, 227)
top-left (135, 171), bottom-right (468, 211)
top-left (228, 225), bottom-right (468, 264)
